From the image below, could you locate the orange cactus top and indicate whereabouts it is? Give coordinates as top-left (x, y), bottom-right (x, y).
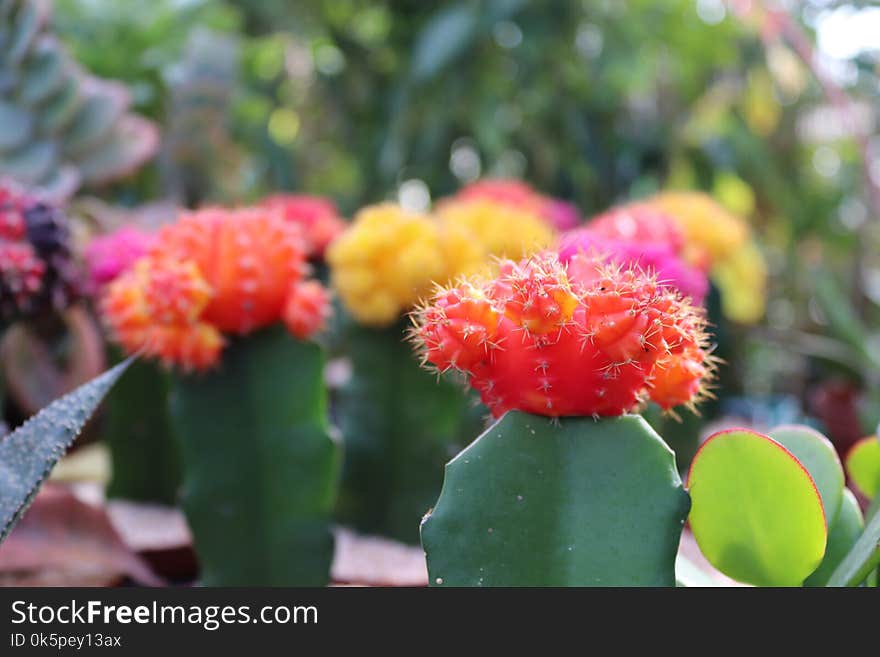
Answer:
top-left (102, 206), bottom-right (331, 370)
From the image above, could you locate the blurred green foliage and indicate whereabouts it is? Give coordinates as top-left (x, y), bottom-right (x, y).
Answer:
top-left (51, 0), bottom-right (880, 434)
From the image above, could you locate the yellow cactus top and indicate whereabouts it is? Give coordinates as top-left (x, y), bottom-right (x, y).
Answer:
top-left (649, 191), bottom-right (750, 265)
top-left (436, 198), bottom-right (556, 261)
top-left (328, 198), bottom-right (558, 327)
top-left (711, 241), bottom-right (767, 325)
top-left (649, 190), bottom-right (767, 324)
top-left (327, 203), bottom-right (444, 326)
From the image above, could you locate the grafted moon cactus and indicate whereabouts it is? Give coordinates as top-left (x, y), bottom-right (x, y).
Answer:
top-left (451, 178), bottom-right (581, 230)
top-left (0, 180), bottom-right (79, 325)
top-left (327, 203), bottom-right (463, 327)
top-left (413, 252), bottom-right (713, 586)
top-left (260, 194), bottom-right (346, 260)
top-left (647, 191), bottom-right (767, 324)
top-left (98, 205), bottom-right (338, 585)
top-left (412, 252), bottom-right (714, 418)
top-left (435, 197), bottom-right (557, 262)
top-left (328, 199), bottom-right (556, 329)
top-left (84, 226), bottom-right (156, 290)
top-left (102, 206), bottom-right (331, 370)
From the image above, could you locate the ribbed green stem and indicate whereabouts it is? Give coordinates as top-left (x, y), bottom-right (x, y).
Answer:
top-left (421, 412), bottom-right (690, 586)
top-left (105, 351), bottom-right (181, 504)
top-left (334, 321), bottom-right (483, 544)
top-left (170, 326), bottom-right (340, 586)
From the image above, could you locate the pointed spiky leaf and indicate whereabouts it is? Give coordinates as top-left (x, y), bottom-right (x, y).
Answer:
top-left (0, 358), bottom-right (132, 543)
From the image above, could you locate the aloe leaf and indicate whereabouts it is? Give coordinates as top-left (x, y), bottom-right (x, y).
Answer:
top-left (0, 358), bottom-right (131, 543)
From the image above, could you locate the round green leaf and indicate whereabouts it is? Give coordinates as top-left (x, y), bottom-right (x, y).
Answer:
top-left (769, 425), bottom-right (844, 527)
top-left (804, 489), bottom-right (864, 587)
top-left (687, 429), bottom-right (827, 587)
top-left (846, 436), bottom-right (880, 499)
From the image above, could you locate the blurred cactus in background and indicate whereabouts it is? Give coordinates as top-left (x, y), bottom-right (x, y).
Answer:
top-left (649, 191), bottom-right (767, 324)
top-left (0, 0), bottom-right (158, 202)
top-left (260, 194), bottom-right (346, 261)
top-left (161, 28), bottom-right (245, 205)
top-left (98, 203), bottom-right (338, 585)
top-left (0, 180), bottom-right (78, 325)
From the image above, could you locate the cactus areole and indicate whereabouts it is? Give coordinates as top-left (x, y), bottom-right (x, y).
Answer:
top-left (411, 252), bottom-right (714, 418)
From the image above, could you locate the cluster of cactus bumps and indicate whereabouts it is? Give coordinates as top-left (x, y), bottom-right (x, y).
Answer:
top-left (0, 181), bottom-right (77, 323)
top-left (413, 252), bottom-right (713, 417)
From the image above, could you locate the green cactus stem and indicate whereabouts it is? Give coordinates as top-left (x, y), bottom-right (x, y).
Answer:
top-left (104, 351), bottom-right (181, 505)
top-left (421, 412), bottom-right (690, 586)
top-left (334, 320), bottom-right (483, 544)
top-left (170, 326), bottom-right (340, 586)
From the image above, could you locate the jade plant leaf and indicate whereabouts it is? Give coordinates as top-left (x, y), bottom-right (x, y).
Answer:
top-left (827, 504), bottom-right (880, 587)
top-left (421, 412), bottom-right (690, 586)
top-left (768, 425), bottom-right (844, 527)
top-left (687, 428), bottom-right (827, 587)
top-left (846, 436), bottom-right (880, 499)
top-left (805, 489), bottom-right (864, 587)
top-left (0, 358), bottom-right (131, 543)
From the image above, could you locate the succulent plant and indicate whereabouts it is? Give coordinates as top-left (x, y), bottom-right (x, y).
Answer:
top-left (0, 180), bottom-right (78, 324)
top-left (452, 178), bottom-right (581, 231)
top-left (260, 194), bottom-right (346, 260)
top-left (412, 252), bottom-right (714, 417)
top-left (560, 202), bottom-right (710, 304)
top-left (0, 358), bottom-right (131, 543)
top-left (101, 205), bottom-right (331, 370)
top-left (410, 251), bottom-right (714, 585)
top-left (98, 204), bottom-right (338, 585)
top-left (0, 0), bottom-right (159, 201)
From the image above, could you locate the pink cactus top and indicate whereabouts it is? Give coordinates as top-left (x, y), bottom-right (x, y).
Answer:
top-left (85, 226), bottom-right (156, 290)
top-left (559, 230), bottom-right (708, 304)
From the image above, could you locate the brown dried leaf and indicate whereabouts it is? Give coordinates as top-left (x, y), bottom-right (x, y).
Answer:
top-left (0, 485), bottom-right (163, 586)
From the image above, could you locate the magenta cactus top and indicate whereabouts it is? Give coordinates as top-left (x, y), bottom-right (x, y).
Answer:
top-left (558, 230), bottom-right (709, 304)
top-left (85, 226), bottom-right (156, 290)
